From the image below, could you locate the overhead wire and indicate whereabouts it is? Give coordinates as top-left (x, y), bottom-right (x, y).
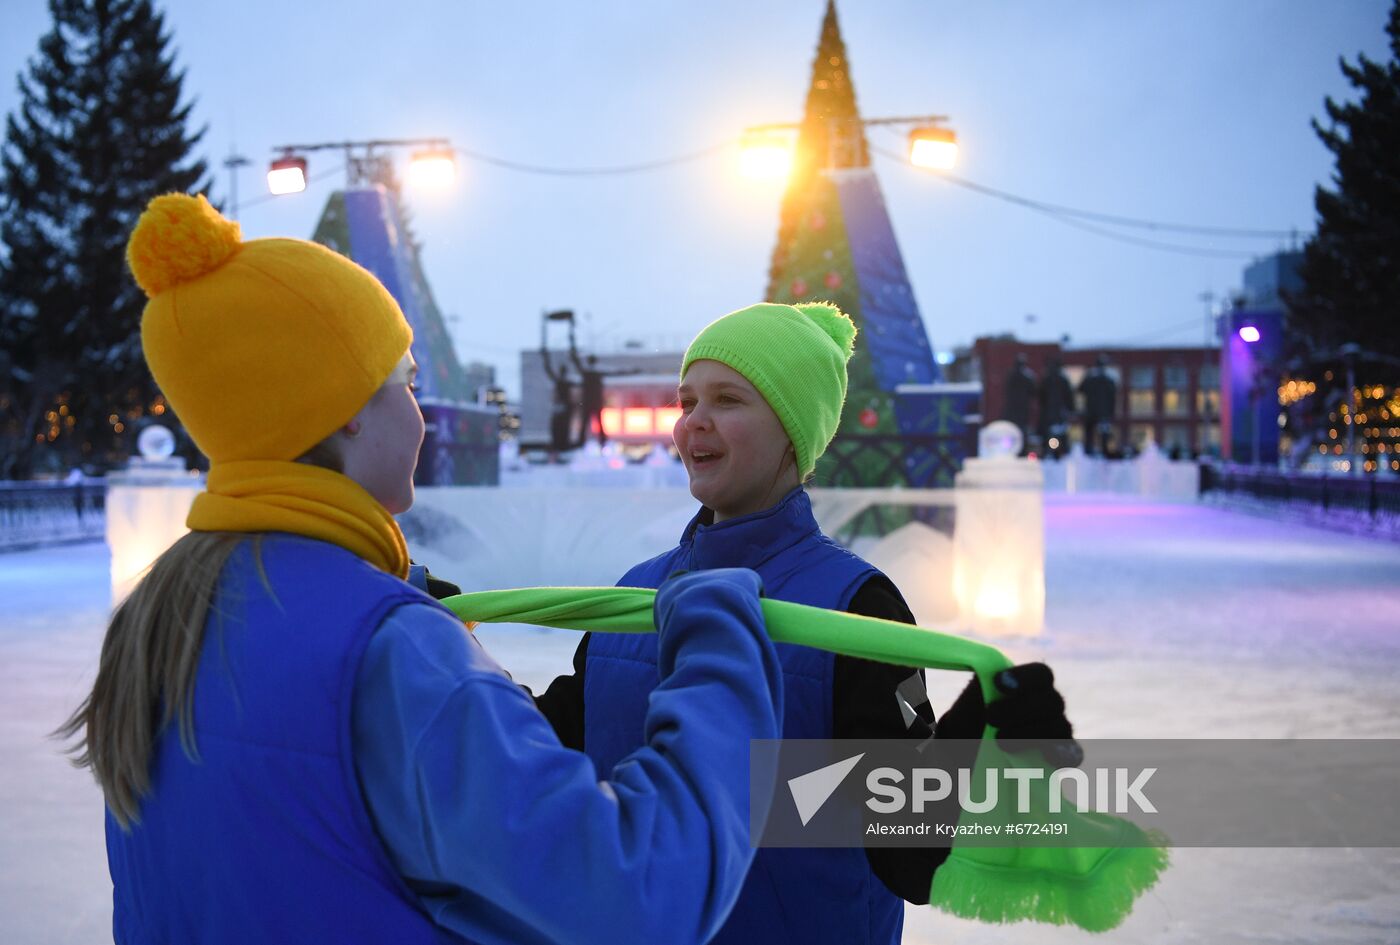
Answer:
top-left (454, 140), bottom-right (734, 177)
top-left (231, 136), bottom-right (1300, 263)
top-left (1091, 315), bottom-right (1215, 348)
top-left (868, 143), bottom-right (1269, 259)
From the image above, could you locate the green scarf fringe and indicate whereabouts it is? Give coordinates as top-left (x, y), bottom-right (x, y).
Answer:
top-left (931, 840), bottom-right (1169, 932)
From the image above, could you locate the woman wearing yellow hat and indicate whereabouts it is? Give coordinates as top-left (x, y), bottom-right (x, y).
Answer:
top-left (60, 193), bottom-right (784, 944)
top-left (536, 301), bottom-right (1079, 945)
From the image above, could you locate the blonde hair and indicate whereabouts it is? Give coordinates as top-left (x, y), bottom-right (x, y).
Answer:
top-left (56, 441), bottom-right (345, 829)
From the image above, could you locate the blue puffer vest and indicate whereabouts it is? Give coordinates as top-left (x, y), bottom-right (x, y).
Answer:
top-left (106, 536), bottom-right (466, 945)
top-left (584, 488), bottom-right (904, 945)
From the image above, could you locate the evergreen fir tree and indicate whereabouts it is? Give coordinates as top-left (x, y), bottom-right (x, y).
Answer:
top-left (1291, 1), bottom-right (1400, 368)
top-left (0, 0), bottom-right (209, 478)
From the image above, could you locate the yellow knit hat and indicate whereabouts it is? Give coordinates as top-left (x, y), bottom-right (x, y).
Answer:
top-left (126, 193), bottom-right (412, 463)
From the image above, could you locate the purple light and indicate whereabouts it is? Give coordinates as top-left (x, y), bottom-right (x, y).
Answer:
top-left (1238, 325), bottom-right (1261, 343)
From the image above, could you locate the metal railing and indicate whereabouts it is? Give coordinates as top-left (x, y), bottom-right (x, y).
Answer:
top-left (1200, 465), bottom-right (1400, 520)
top-left (0, 481), bottom-right (107, 552)
top-left (812, 433), bottom-right (976, 538)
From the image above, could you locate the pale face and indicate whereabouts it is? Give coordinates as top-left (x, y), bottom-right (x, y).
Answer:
top-left (674, 359), bottom-right (800, 523)
top-left (340, 354), bottom-right (425, 514)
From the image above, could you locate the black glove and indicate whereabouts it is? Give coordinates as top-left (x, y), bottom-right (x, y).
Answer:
top-left (423, 567), bottom-right (462, 601)
top-left (935, 662), bottom-right (1082, 768)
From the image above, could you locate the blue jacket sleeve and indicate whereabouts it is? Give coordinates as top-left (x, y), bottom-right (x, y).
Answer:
top-left (352, 569), bottom-right (783, 945)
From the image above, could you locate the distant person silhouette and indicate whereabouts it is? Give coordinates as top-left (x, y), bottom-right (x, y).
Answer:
top-left (1002, 354), bottom-right (1038, 450)
top-left (540, 347), bottom-right (578, 455)
top-left (570, 349), bottom-right (640, 447)
top-left (1078, 354), bottom-right (1118, 456)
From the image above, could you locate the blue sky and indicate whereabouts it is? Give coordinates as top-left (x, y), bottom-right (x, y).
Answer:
top-left (0, 0), bottom-right (1391, 394)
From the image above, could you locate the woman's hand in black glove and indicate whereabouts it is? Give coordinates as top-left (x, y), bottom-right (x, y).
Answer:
top-left (934, 662), bottom-right (1083, 768)
top-left (423, 569), bottom-right (462, 601)
top-left (408, 560), bottom-right (463, 601)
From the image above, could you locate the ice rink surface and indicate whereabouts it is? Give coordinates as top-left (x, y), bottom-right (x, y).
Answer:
top-left (2, 494), bottom-right (1398, 944)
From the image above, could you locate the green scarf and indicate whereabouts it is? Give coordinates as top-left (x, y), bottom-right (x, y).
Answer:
top-left (443, 586), bottom-right (1168, 933)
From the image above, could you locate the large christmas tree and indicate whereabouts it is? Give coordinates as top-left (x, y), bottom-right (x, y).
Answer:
top-left (765, 0), bottom-right (940, 487)
top-left (0, 0), bottom-right (209, 478)
top-left (1291, 1), bottom-right (1400, 368)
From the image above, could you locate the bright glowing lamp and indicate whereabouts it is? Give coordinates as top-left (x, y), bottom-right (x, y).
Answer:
top-left (908, 126), bottom-right (958, 171)
top-left (267, 155), bottom-right (308, 195)
top-left (739, 129), bottom-right (796, 181)
top-left (407, 148), bottom-right (457, 189)
top-left (1238, 325), bottom-right (1261, 344)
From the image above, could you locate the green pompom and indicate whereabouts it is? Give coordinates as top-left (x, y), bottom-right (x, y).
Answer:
top-left (794, 301), bottom-right (856, 359)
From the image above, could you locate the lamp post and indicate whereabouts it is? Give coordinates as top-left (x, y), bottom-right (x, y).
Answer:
top-left (222, 149), bottom-right (250, 220)
top-left (265, 137), bottom-right (457, 195)
top-left (1237, 322), bottom-right (1264, 466)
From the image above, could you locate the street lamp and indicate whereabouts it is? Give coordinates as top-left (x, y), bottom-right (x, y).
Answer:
top-left (267, 153), bottom-right (308, 195)
top-left (908, 125), bottom-right (958, 171)
top-left (265, 138), bottom-right (456, 195)
top-left (739, 127), bottom-right (798, 180)
top-left (1238, 324), bottom-right (1261, 344)
top-left (406, 146), bottom-right (458, 190)
top-left (740, 113), bottom-right (957, 184)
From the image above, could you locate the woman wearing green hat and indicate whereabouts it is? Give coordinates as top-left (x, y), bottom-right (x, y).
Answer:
top-left (537, 301), bottom-right (1078, 945)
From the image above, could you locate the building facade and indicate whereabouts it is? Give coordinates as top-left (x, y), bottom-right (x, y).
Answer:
top-left (972, 336), bottom-right (1221, 457)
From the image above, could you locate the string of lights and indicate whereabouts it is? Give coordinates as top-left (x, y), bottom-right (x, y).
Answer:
top-left (1315, 384), bottom-right (1400, 474)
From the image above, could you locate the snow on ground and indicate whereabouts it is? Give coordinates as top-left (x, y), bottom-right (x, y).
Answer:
top-left (906, 496), bottom-right (1400, 945)
top-left (2, 495), bottom-right (1398, 944)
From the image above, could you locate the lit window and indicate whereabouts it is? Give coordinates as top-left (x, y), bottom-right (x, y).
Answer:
top-left (600, 408), bottom-right (622, 437)
top-left (1163, 365), bottom-right (1188, 417)
top-left (655, 407), bottom-right (683, 433)
top-left (1128, 365), bottom-right (1156, 417)
top-left (622, 408), bottom-right (654, 436)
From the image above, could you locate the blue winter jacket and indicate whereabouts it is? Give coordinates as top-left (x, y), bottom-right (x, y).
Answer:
top-left (106, 535), bottom-right (783, 944)
top-left (585, 487), bottom-right (907, 945)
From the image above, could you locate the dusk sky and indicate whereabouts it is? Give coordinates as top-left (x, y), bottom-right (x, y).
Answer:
top-left (1, 0), bottom-right (1392, 394)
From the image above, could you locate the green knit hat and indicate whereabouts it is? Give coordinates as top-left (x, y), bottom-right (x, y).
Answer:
top-left (681, 301), bottom-right (856, 478)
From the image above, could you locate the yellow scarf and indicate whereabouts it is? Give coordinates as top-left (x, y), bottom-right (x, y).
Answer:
top-left (187, 460), bottom-right (410, 579)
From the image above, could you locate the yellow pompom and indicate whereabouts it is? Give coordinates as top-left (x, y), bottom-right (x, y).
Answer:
top-left (126, 193), bottom-right (242, 297)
